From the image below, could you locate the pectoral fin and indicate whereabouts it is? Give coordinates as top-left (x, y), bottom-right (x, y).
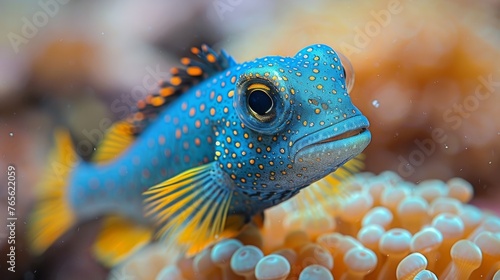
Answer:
top-left (143, 162), bottom-right (242, 256)
top-left (252, 212), bottom-right (265, 228)
top-left (286, 154), bottom-right (365, 214)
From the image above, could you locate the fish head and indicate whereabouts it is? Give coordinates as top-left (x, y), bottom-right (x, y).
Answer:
top-left (214, 44), bottom-right (371, 191)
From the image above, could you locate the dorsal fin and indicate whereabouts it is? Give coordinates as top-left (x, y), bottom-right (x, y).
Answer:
top-left (90, 44), bottom-right (236, 163)
top-left (128, 44), bottom-right (237, 135)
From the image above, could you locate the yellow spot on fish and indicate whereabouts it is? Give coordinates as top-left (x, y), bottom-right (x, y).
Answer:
top-left (159, 87), bottom-right (174, 97)
top-left (206, 53), bottom-right (216, 63)
top-left (158, 135), bottom-right (165, 145)
top-left (171, 76), bottom-right (182, 86)
top-left (187, 66), bottom-right (203, 76)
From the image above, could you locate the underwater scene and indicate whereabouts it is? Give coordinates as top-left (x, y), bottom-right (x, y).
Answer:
top-left (0, 0), bottom-right (499, 279)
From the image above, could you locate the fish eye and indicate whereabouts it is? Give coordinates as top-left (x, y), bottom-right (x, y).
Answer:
top-left (338, 52), bottom-right (355, 93)
top-left (234, 78), bottom-right (291, 135)
top-left (247, 87), bottom-right (275, 122)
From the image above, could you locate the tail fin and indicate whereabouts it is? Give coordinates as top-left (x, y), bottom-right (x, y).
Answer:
top-left (28, 129), bottom-right (78, 255)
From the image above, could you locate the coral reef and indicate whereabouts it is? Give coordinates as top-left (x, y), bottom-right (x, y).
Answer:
top-left (110, 171), bottom-right (500, 279)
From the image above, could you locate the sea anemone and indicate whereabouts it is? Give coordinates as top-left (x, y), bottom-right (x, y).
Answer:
top-left (109, 171), bottom-right (500, 279)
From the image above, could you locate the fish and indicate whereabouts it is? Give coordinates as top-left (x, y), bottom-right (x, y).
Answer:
top-left (28, 44), bottom-right (371, 266)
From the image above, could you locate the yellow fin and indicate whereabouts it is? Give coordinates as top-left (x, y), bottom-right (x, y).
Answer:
top-left (28, 129), bottom-right (78, 255)
top-left (251, 212), bottom-right (265, 228)
top-left (92, 216), bottom-right (153, 267)
top-left (285, 154), bottom-right (365, 215)
top-left (144, 162), bottom-right (240, 257)
top-left (91, 121), bottom-right (135, 163)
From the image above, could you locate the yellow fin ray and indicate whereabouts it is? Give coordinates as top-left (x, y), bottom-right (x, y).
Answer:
top-left (91, 121), bottom-right (135, 163)
top-left (144, 179), bottom-right (198, 217)
top-left (284, 154), bottom-right (365, 215)
top-left (143, 162), bottom-right (241, 257)
top-left (92, 216), bottom-right (153, 267)
top-left (28, 129), bottom-right (78, 255)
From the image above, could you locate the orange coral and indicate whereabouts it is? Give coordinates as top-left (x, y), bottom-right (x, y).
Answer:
top-left (110, 172), bottom-right (500, 279)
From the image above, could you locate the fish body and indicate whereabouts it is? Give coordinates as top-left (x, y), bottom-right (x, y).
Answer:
top-left (69, 89), bottom-right (216, 221)
top-left (30, 44), bottom-right (371, 265)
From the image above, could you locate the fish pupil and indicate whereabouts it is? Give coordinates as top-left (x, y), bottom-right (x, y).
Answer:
top-left (248, 90), bottom-right (273, 115)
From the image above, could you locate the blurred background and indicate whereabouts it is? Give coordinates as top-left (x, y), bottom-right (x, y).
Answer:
top-left (0, 0), bottom-right (499, 279)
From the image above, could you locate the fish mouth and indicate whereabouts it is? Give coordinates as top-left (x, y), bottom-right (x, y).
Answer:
top-left (292, 115), bottom-right (371, 161)
top-left (316, 127), bottom-right (367, 144)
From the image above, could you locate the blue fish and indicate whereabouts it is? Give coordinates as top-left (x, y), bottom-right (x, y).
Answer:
top-left (29, 44), bottom-right (371, 266)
